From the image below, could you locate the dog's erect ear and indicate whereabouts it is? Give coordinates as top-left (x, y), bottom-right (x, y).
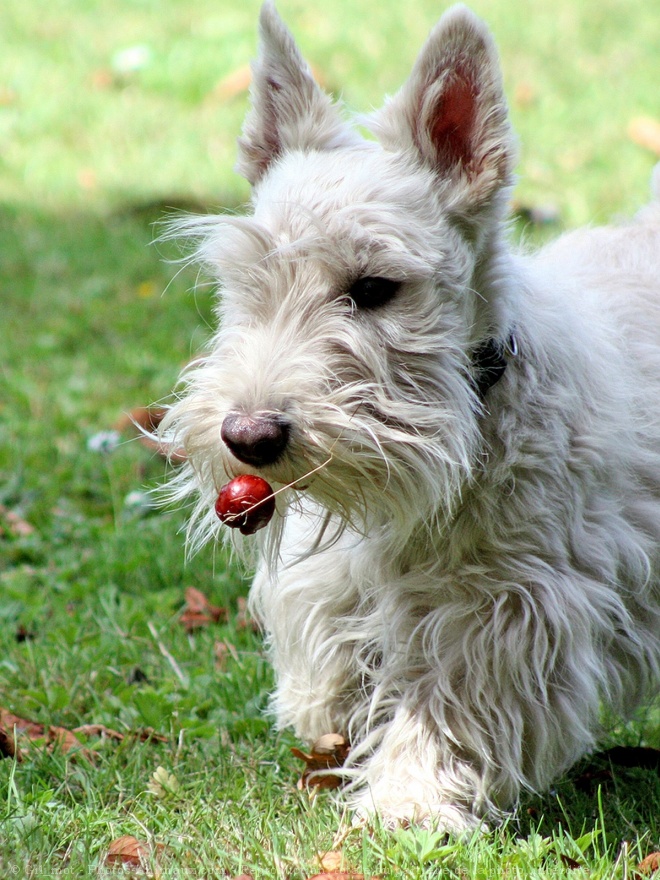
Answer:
top-left (237, 2), bottom-right (360, 186)
top-left (370, 5), bottom-right (515, 203)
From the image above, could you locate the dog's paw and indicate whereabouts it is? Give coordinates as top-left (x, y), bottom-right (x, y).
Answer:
top-left (351, 791), bottom-right (485, 835)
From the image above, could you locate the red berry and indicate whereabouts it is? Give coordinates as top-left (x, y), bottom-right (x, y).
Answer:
top-left (214, 475), bottom-right (275, 535)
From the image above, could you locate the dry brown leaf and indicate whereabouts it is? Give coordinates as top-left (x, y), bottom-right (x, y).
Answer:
top-left (49, 724), bottom-right (85, 754)
top-left (318, 851), bottom-right (345, 872)
top-left (638, 853), bottom-right (660, 876)
top-left (0, 709), bottom-right (46, 741)
top-left (77, 168), bottom-right (98, 192)
top-left (293, 733), bottom-right (350, 790)
top-left (132, 726), bottom-right (168, 744)
top-left (115, 406), bottom-right (186, 461)
top-left (236, 596), bottom-right (260, 633)
top-left (514, 81), bottom-right (536, 109)
top-left (0, 504), bottom-right (35, 537)
top-left (184, 586), bottom-right (226, 618)
top-left (212, 63), bottom-right (327, 103)
top-left (215, 640), bottom-right (240, 672)
top-left (0, 709), bottom-right (165, 764)
top-left (0, 726), bottom-right (22, 761)
top-left (15, 623), bottom-right (35, 642)
top-left (558, 853), bottom-right (582, 870)
top-left (106, 835), bottom-right (149, 867)
top-left (91, 68), bottom-right (114, 90)
top-left (306, 873), bottom-right (367, 880)
top-left (105, 835), bottom-right (167, 871)
top-left (72, 723), bottom-right (167, 744)
top-left (73, 723), bottom-right (125, 742)
top-left (628, 116), bottom-right (660, 156)
top-left (213, 65), bottom-right (253, 101)
top-left (0, 87), bottom-right (17, 106)
top-left (180, 586), bottom-right (228, 632)
top-left (0, 709), bottom-right (89, 757)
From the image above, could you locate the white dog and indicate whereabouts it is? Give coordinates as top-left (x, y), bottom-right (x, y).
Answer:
top-left (162, 3), bottom-right (660, 831)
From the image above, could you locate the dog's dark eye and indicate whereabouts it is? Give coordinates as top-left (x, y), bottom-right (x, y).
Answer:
top-left (347, 276), bottom-right (401, 310)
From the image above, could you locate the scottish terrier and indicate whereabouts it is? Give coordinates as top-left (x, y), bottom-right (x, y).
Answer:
top-left (162, 3), bottom-right (660, 830)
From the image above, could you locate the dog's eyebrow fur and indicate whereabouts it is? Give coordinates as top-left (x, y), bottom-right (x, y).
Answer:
top-left (179, 204), bottom-right (445, 295)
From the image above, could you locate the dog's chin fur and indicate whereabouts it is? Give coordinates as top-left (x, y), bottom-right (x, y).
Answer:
top-left (160, 2), bottom-right (660, 832)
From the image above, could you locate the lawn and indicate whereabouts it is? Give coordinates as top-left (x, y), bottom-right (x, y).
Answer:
top-left (0, 0), bottom-right (659, 877)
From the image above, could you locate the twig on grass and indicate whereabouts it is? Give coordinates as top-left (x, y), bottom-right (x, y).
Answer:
top-left (147, 621), bottom-right (190, 689)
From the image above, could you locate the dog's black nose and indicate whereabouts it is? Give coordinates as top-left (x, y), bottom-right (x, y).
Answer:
top-left (221, 412), bottom-right (289, 467)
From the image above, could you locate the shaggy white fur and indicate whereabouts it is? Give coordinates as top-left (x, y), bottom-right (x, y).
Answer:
top-left (161, 2), bottom-right (660, 831)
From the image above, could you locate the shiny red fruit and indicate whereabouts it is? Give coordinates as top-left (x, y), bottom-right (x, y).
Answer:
top-left (214, 475), bottom-right (275, 535)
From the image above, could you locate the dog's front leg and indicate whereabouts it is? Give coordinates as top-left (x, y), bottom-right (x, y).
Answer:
top-left (250, 528), bottom-right (371, 742)
top-left (348, 583), bottom-right (608, 831)
top-left (350, 694), bottom-right (491, 833)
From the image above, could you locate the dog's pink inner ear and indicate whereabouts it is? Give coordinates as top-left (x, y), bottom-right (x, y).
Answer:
top-left (428, 72), bottom-right (478, 172)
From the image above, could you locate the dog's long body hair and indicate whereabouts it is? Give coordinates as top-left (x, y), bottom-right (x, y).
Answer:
top-left (162, 2), bottom-right (660, 830)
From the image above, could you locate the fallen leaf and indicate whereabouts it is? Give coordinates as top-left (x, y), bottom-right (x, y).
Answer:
top-left (212, 64), bottom-right (252, 101)
top-left (72, 723), bottom-right (166, 744)
top-left (0, 709), bottom-right (46, 741)
top-left (74, 724), bottom-right (124, 741)
top-left (514, 81), bottom-right (537, 108)
top-left (0, 709), bottom-right (88, 757)
top-left (132, 726), bottom-right (168, 744)
top-left (312, 733), bottom-right (350, 759)
top-left (147, 766), bottom-right (180, 799)
top-left (215, 640), bottom-right (240, 672)
top-left (212, 63), bottom-right (327, 103)
top-left (293, 733), bottom-right (350, 790)
top-left (236, 596), bottom-right (260, 633)
top-left (0, 86), bottom-right (17, 106)
top-left (106, 835), bottom-right (148, 867)
top-left (105, 834), bottom-right (167, 872)
top-left (77, 168), bottom-right (97, 191)
top-left (0, 708), bottom-right (165, 764)
top-left (0, 504), bottom-right (35, 537)
top-left (638, 853), bottom-right (660, 876)
top-left (558, 853), bottom-right (583, 870)
top-left (0, 727), bottom-right (22, 761)
top-left (49, 724), bottom-right (85, 754)
top-left (180, 586), bottom-right (228, 632)
top-left (628, 116), bottom-right (660, 156)
top-left (115, 406), bottom-right (186, 461)
top-left (318, 851), bottom-right (345, 872)
top-left (306, 874), bottom-right (367, 880)
top-left (184, 586), bottom-right (224, 617)
top-left (121, 405), bottom-right (167, 434)
top-left (15, 623), bottom-right (35, 642)
top-left (91, 68), bottom-right (114, 89)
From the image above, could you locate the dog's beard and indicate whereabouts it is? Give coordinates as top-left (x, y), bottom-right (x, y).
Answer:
top-left (160, 358), bottom-right (481, 563)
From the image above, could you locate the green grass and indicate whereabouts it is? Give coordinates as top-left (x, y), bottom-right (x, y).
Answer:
top-left (1, 0), bottom-right (659, 876)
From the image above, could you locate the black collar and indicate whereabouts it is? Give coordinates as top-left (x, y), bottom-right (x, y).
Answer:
top-left (471, 334), bottom-right (517, 399)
